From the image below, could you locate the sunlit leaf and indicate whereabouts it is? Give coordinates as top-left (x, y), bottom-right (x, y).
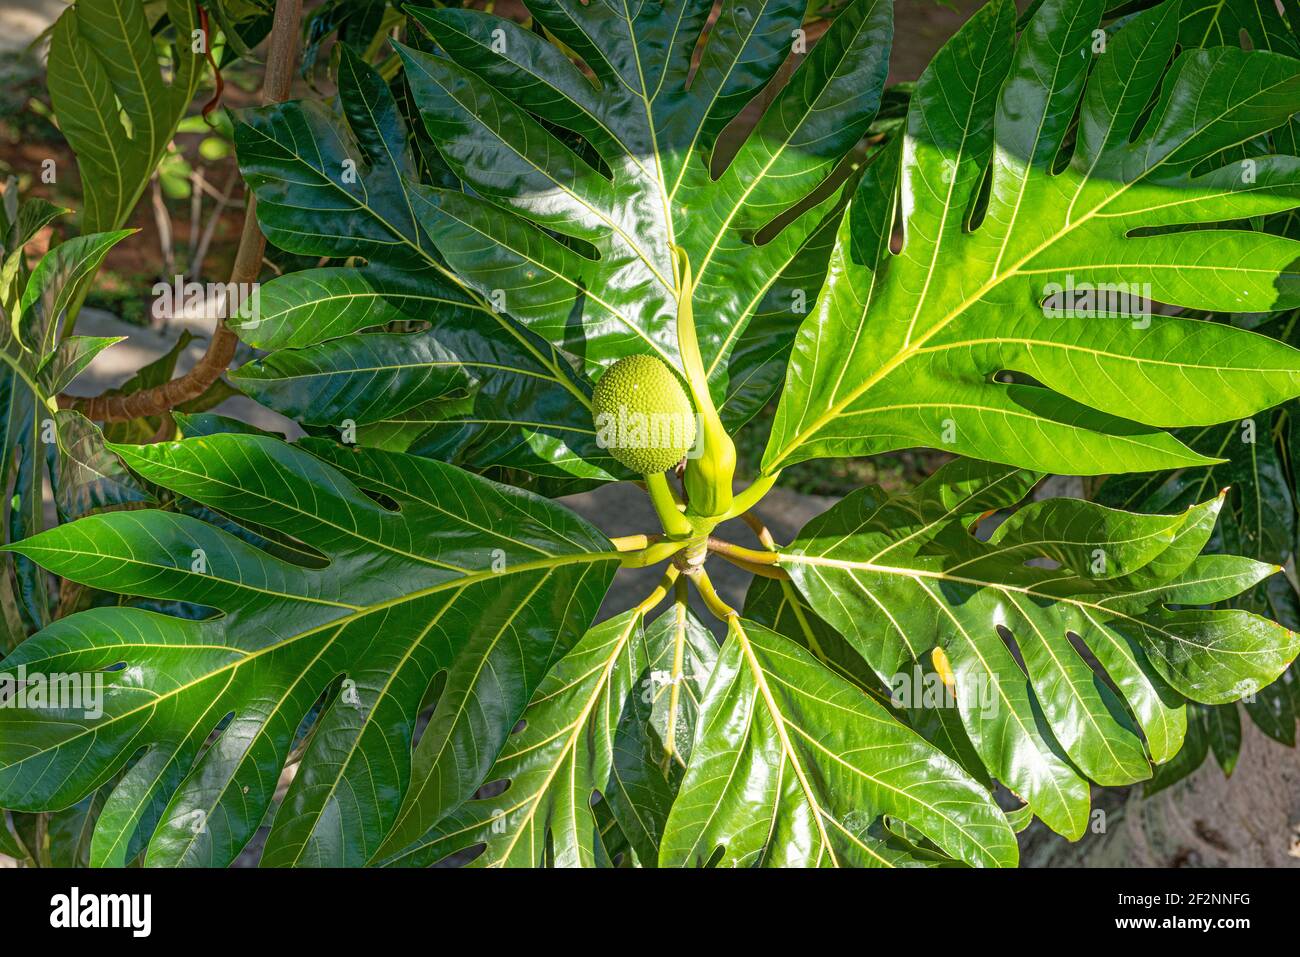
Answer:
top-left (777, 458), bottom-right (1299, 838)
top-left (764, 0), bottom-right (1300, 477)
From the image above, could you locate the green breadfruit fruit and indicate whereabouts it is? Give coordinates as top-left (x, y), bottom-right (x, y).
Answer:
top-left (592, 355), bottom-right (697, 474)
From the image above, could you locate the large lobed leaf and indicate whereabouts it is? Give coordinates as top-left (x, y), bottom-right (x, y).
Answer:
top-left (394, 0), bottom-right (890, 389)
top-left (1099, 317), bottom-right (1300, 783)
top-left (775, 458), bottom-right (1300, 838)
top-left (0, 435), bottom-right (618, 867)
top-left (232, 0), bottom-right (893, 485)
top-left (764, 0), bottom-right (1300, 477)
top-left (233, 44), bottom-right (623, 493)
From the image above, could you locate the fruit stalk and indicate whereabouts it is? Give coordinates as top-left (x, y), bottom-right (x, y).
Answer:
top-left (644, 472), bottom-right (693, 538)
top-left (671, 245), bottom-right (735, 518)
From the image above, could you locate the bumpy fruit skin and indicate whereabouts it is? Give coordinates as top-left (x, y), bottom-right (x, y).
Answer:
top-left (592, 355), bottom-right (696, 474)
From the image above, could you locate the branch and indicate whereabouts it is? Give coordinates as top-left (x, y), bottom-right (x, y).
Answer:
top-left (739, 511), bottom-right (779, 550)
top-left (636, 566), bottom-right (682, 614)
top-left (59, 0), bottom-right (303, 423)
top-left (621, 539), bottom-right (687, 569)
top-left (609, 533), bottom-right (661, 552)
top-left (721, 472), bottom-right (779, 520)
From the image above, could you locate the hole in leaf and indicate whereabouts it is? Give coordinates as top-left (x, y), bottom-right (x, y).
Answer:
top-left (964, 159), bottom-right (993, 232)
top-left (361, 489), bottom-right (401, 513)
top-left (1126, 46), bottom-right (1178, 144)
top-left (1065, 630), bottom-right (1125, 701)
top-left (411, 669), bottom-right (447, 749)
top-left (432, 843), bottom-right (486, 868)
top-left (473, 778), bottom-right (511, 800)
top-left (994, 624), bottom-right (1029, 674)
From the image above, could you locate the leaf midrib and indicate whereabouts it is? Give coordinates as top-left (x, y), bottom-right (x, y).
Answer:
top-left (784, 551), bottom-right (1276, 659)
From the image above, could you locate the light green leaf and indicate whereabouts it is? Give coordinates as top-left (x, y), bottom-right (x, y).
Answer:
top-left (764, 0), bottom-right (1300, 476)
top-left (660, 617), bottom-right (1017, 867)
top-left (47, 0), bottom-right (204, 232)
top-left (778, 458), bottom-right (1299, 838)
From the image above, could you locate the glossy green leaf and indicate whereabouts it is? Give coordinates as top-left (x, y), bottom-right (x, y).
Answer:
top-left (719, 208), bottom-right (845, 430)
top-left (381, 599), bottom-right (717, 867)
top-left (234, 0), bottom-right (894, 481)
top-left (659, 617), bottom-right (1017, 867)
top-left (1144, 705), bottom-right (1208, 796)
top-left (232, 266), bottom-right (624, 493)
top-left (234, 47), bottom-right (619, 492)
top-left (0, 435), bottom-right (617, 867)
top-left (746, 574), bottom-right (992, 785)
top-left (396, 0), bottom-right (890, 395)
top-left (777, 458), bottom-right (1299, 838)
top-left (764, 0), bottom-right (1300, 477)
